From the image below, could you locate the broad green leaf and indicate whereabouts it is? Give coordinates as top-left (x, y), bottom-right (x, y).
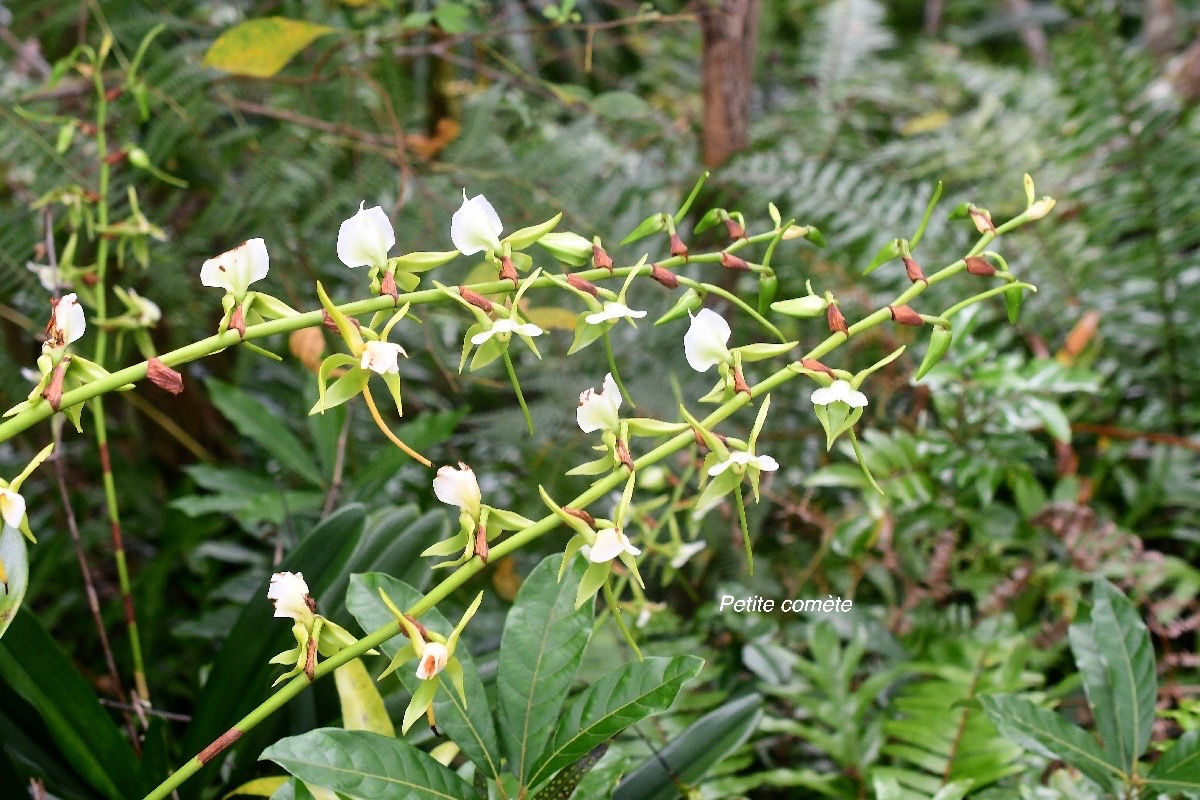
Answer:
top-left (1145, 730), bottom-right (1200, 793)
top-left (0, 524), bottom-right (28, 639)
top-left (1067, 619), bottom-right (1123, 774)
top-left (978, 694), bottom-right (1120, 790)
top-left (334, 658), bottom-right (395, 736)
top-left (498, 554), bottom-right (594, 784)
top-left (181, 506), bottom-right (366, 780)
top-left (528, 655), bottom-right (702, 789)
top-left (346, 573), bottom-right (501, 779)
top-left (1089, 580), bottom-right (1156, 773)
top-left (530, 743), bottom-right (611, 800)
top-left (203, 18), bottom-right (336, 78)
top-left (613, 693), bottom-right (763, 800)
top-left (261, 728), bottom-right (476, 799)
top-left (0, 610), bottom-right (142, 800)
top-left (207, 379), bottom-right (324, 485)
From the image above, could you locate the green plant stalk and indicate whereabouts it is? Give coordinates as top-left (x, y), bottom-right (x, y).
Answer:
top-left (139, 217), bottom-right (1041, 800)
top-left (733, 483), bottom-right (754, 575)
top-left (602, 332), bottom-right (634, 407)
top-left (501, 349), bottom-right (534, 435)
top-left (87, 59), bottom-right (150, 705)
top-left (601, 581), bottom-right (643, 661)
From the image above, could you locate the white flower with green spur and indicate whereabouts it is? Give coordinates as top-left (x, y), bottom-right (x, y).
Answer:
top-left (200, 238), bottom-right (269, 298)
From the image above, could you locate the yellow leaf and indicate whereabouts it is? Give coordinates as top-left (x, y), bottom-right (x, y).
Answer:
top-left (430, 741), bottom-right (460, 766)
top-left (334, 657), bottom-right (395, 736)
top-left (524, 307), bottom-right (578, 331)
top-left (203, 18), bottom-right (337, 78)
top-left (899, 110), bottom-right (951, 136)
top-left (222, 776), bottom-right (287, 798)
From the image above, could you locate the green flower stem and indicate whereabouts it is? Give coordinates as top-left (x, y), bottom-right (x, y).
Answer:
top-left (941, 282), bottom-right (1036, 319)
top-left (88, 58), bottom-right (150, 705)
top-left (140, 216), bottom-right (1044, 800)
top-left (602, 332), bottom-right (634, 407)
top-left (678, 277), bottom-right (789, 343)
top-left (733, 483), bottom-right (754, 575)
top-left (602, 581), bottom-right (644, 661)
top-left (502, 349), bottom-right (535, 435)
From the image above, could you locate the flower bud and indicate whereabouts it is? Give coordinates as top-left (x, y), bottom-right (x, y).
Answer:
top-left (592, 239), bottom-right (614, 272)
top-left (771, 295), bottom-right (828, 318)
top-left (669, 233), bottom-right (689, 260)
top-left (800, 358), bottom-right (835, 377)
top-left (564, 506), bottom-right (596, 526)
top-left (1005, 285), bottom-right (1023, 324)
top-left (1026, 197), bottom-right (1056, 221)
top-left (720, 252), bottom-right (750, 271)
top-left (655, 288), bottom-right (704, 326)
top-left (650, 264), bottom-right (679, 289)
top-left (903, 256), bottom-right (927, 283)
top-left (889, 305), bottom-right (924, 326)
top-left (914, 326), bottom-right (953, 381)
top-left (127, 147), bottom-right (151, 169)
top-left (537, 232), bottom-right (593, 266)
top-left (827, 302), bottom-right (848, 336)
top-left (146, 358), bottom-right (184, 395)
top-left (757, 273), bottom-right (778, 315)
top-left (459, 286), bottom-right (494, 313)
top-left (725, 217), bottom-right (746, 240)
top-left (964, 256), bottom-right (997, 277)
top-left (969, 206), bottom-right (996, 235)
top-left (566, 273), bottom-right (599, 297)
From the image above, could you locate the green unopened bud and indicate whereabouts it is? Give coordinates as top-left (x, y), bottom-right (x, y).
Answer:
top-left (1005, 285), bottom-right (1023, 324)
top-left (770, 295), bottom-right (828, 318)
top-left (127, 147), bottom-right (151, 169)
top-left (865, 238), bottom-right (904, 275)
top-left (914, 326), bottom-right (953, 381)
top-left (536, 232), bottom-right (593, 266)
top-left (620, 213), bottom-right (669, 246)
top-left (390, 251), bottom-right (458, 273)
top-left (757, 273), bottom-right (778, 315)
top-left (1026, 197), bottom-right (1056, 221)
top-left (56, 123), bottom-right (77, 154)
top-left (693, 207), bottom-right (725, 235)
top-left (654, 288), bottom-right (704, 326)
top-left (502, 213), bottom-right (562, 250)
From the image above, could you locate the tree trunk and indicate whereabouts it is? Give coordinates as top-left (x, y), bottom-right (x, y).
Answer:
top-left (699, 0), bottom-right (761, 169)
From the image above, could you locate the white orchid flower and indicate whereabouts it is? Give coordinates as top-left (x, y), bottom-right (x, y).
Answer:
top-left (433, 462), bottom-right (482, 520)
top-left (27, 261), bottom-right (61, 292)
top-left (359, 340), bottom-right (407, 375)
top-left (470, 318), bottom-right (544, 346)
top-left (810, 379), bottom-right (868, 409)
top-left (670, 540), bottom-right (707, 569)
top-left (0, 487), bottom-right (26, 529)
top-left (585, 301), bottom-right (647, 326)
top-left (200, 238), bottom-right (269, 297)
top-left (588, 527), bottom-right (641, 563)
top-left (708, 450), bottom-right (780, 477)
top-left (267, 571), bottom-right (314, 625)
top-left (124, 288), bottom-right (161, 326)
top-left (416, 641), bottom-right (450, 680)
top-left (337, 203), bottom-right (396, 269)
top-left (577, 373), bottom-right (622, 434)
top-left (451, 191), bottom-right (503, 255)
top-left (51, 293), bottom-right (87, 348)
top-left (683, 308), bottom-right (732, 372)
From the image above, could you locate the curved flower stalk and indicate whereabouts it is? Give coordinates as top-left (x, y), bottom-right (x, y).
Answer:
top-left (376, 589), bottom-right (483, 733)
top-left (267, 572), bottom-right (375, 685)
top-left (3, 296), bottom-right (132, 431)
top-left (310, 282), bottom-right (430, 466)
top-left (684, 308), bottom-right (797, 404)
top-left (683, 397), bottom-right (779, 573)
top-left (422, 463), bottom-right (536, 568)
top-left (337, 202), bottom-right (457, 297)
top-left (200, 238), bottom-right (297, 340)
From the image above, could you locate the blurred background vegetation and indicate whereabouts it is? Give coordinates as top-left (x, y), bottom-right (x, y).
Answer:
top-left (1, 0), bottom-right (1199, 797)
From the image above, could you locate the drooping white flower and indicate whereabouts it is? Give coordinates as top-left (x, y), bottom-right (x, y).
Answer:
top-left (200, 238), bottom-right (269, 297)
top-left (670, 540), bottom-right (707, 569)
top-left (470, 318), bottom-right (544, 346)
top-left (433, 463), bottom-right (482, 519)
top-left (27, 261), bottom-right (61, 292)
top-left (51, 293), bottom-right (87, 347)
top-left (337, 203), bottom-right (396, 269)
top-left (683, 308), bottom-right (731, 372)
top-left (585, 302), bottom-right (647, 326)
top-left (588, 527), bottom-right (641, 563)
top-left (124, 288), bottom-right (161, 326)
top-left (0, 487), bottom-right (26, 529)
top-left (810, 379), bottom-right (868, 409)
top-left (450, 191), bottom-right (503, 255)
top-left (267, 571), bottom-right (313, 623)
top-left (708, 450), bottom-right (780, 477)
top-left (416, 641), bottom-right (450, 679)
top-left (577, 373), bottom-right (622, 434)
top-left (359, 340), bottom-right (407, 374)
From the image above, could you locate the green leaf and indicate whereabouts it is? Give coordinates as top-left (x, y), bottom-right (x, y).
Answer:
top-left (591, 91), bottom-right (653, 121)
top-left (1089, 579), bottom-right (1156, 772)
top-left (180, 506), bottom-right (366, 779)
top-left (1145, 730), bottom-right (1200, 792)
top-left (203, 18), bottom-right (336, 78)
top-left (261, 728), bottom-right (477, 799)
top-left (0, 524), bottom-right (28, 639)
top-left (207, 379), bottom-right (324, 485)
top-left (345, 573), bottom-right (501, 780)
top-left (498, 554), bottom-right (593, 784)
top-left (528, 655), bottom-right (702, 788)
top-left (0, 610), bottom-right (142, 800)
top-left (613, 693), bottom-right (763, 800)
top-left (978, 694), bottom-right (1120, 790)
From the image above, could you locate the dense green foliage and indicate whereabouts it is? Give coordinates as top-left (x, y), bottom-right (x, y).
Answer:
top-left (1, 0), bottom-right (1198, 798)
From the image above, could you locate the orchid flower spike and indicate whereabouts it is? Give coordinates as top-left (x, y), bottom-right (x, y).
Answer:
top-left (451, 191), bottom-right (504, 255)
top-left (337, 203), bottom-right (396, 269)
top-left (683, 308), bottom-right (732, 372)
top-left (811, 379), bottom-right (868, 408)
top-left (577, 373), bottom-right (622, 434)
top-left (200, 238), bottom-right (269, 299)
